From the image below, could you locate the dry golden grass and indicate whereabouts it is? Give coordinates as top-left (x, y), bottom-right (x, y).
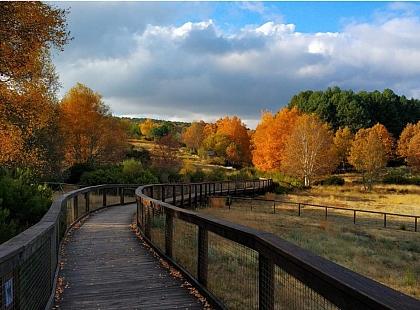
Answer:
top-left (198, 184), bottom-right (420, 299)
top-left (209, 197), bottom-right (226, 208)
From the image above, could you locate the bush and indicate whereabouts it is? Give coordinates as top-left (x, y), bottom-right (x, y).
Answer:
top-left (382, 167), bottom-right (420, 185)
top-left (64, 162), bottom-right (95, 184)
top-left (314, 176), bottom-right (345, 186)
top-left (80, 166), bottom-right (124, 185)
top-left (0, 170), bottom-right (53, 241)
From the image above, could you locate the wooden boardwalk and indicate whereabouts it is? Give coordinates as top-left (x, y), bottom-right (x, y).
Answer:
top-left (53, 204), bottom-right (207, 309)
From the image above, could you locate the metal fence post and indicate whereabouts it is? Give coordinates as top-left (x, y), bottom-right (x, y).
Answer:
top-left (198, 227), bottom-right (208, 288)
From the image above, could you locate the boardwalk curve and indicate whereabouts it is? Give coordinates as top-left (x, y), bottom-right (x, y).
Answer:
top-left (54, 203), bottom-right (207, 309)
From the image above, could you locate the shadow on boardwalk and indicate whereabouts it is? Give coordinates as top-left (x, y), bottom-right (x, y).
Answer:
top-left (54, 204), bottom-right (208, 309)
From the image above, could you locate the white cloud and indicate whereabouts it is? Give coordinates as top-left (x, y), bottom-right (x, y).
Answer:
top-left (53, 2), bottom-right (420, 129)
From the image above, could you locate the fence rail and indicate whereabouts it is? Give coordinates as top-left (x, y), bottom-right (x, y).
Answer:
top-left (135, 180), bottom-right (420, 310)
top-left (0, 184), bottom-right (138, 310)
top-left (221, 196), bottom-right (419, 232)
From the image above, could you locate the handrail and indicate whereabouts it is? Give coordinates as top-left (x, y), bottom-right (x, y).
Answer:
top-left (0, 184), bottom-right (138, 310)
top-left (135, 180), bottom-right (420, 310)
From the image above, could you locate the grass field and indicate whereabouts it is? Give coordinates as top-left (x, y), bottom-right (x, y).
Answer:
top-left (199, 183), bottom-right (420, 299)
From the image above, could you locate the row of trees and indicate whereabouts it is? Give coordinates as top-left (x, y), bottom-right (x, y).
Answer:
top-left (288, 86), bottom-right (420, 138)
top-left (252, 106), bottom-right (420, 189)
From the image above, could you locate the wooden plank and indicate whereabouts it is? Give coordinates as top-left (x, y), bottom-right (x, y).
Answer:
top-left (53, 204), bottom-right (207, 309)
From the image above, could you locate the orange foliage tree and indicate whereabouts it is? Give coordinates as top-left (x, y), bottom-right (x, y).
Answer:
top-left (397, 122), bottom-right (420, 161)
top-left (59, 83), bottom-right (128, 166)
top-left (281, 114), bottom-right (338, 187)
top-left (372, 123), bottom-right (395, 160)
top-left (182, 121), bottom-right (206, 151)
top-left (406, 133), bottom-right (420, 172)
top-left (215, 116), bottom-right (252, 166)
top-left (252, 107), bottom-right (302, 172)
top-left (397, 121), bottom-right (420, 171)
top-left (0, 2), bottom-right (70, 175)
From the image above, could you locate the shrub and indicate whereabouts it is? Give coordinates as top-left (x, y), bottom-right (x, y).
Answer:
top-left (0, 170), bottom-right (53, 240)
top-left (64, 162), bottom-right (95, 184)
top-left (80, 166), bottom-right (125, 185)
top-left (209, 197), bottom-right (226, 208)
top-left (314, 176), bottom-right (345, 186)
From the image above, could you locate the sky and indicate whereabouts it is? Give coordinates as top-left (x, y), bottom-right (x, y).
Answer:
top-left (51, 1), bottom-right (420, 129)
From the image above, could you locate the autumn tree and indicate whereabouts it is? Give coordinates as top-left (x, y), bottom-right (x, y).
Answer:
top-left (140, 119), bottom-right (160, 140)
top-left (372, 123), bottom-right (395, 160)
top-left (0, 2), bottom-right (71, 175)
top-left (59, 83), bottom-right (129, 166)
top-left (333, 126), bottom-right (354, 172)
top-left (152, 133), bottom-right (183, 181)
top-left (252, 107), bottom-right (302, 172)
top-left (397, 122), bottom-right (420, 161)
top-left (216, 116), bottom-right (252, 166)
top-left (280, 114), bottom-right (338, 187)
top-left (348, 128), bottom-right (387, 190)
top-left (202, 132), bottom-right (231, 159)
top-left (182, 121), bottom-right (206, 151)
top-left (406, 133), bottom-right (420, 172)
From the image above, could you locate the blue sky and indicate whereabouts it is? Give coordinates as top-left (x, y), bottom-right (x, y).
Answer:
top-left (51, 1), bottom-right (420, 128)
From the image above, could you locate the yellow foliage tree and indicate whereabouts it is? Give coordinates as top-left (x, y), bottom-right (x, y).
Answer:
top-left (140, 119), bottom-right (160, 140)
top-left (349, 128), bottom-right (387, 190)
top-left (281, 114), bottom-right (338, 187)
top-left (333, 126), bottom-right (354, 172)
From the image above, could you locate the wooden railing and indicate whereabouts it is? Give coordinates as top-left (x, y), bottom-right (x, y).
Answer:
top-left (0, 184), bottom-right (138, 310)
top-left (135, 180), bottom-right (420, 310)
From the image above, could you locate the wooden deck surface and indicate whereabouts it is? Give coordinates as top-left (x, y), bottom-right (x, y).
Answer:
top-left (53, 204), bottom-right (207, 309)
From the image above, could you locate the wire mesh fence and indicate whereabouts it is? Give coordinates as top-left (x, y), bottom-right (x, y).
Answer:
top-left (0, 184), bottom-right (139, 310)
top-left (135, 181), bottom-right (420, 310)
top-left (207, 232), bottom-right (259, 310)
top-left (274, 266), bottom-right (338, 310)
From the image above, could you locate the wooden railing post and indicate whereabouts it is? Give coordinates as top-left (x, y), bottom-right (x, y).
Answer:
top-left (195, 184), bottom-right (198, 207)
top-left (189, 185), bottom-right (192, 207)
top-left (181, 185), bottom-right (184, 206)
top-left (173, 185), bottom-right (176, 205)
top-left (120, 187), bottom-right (124, 204)
top-left (102, 190), bottom-right (107, 207)
top-left (73, 196), bottom-right (79, 219)
top-left (259, 254), bottom-right (274, 310)
top-left (162, 186), bottom-right (166, 203)
top-left (85, 192), bottom-right (90, 212)
top-left (145, 203), bottom-right (152, 240)
top-left (198, 227), bottom-right (208, 287)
